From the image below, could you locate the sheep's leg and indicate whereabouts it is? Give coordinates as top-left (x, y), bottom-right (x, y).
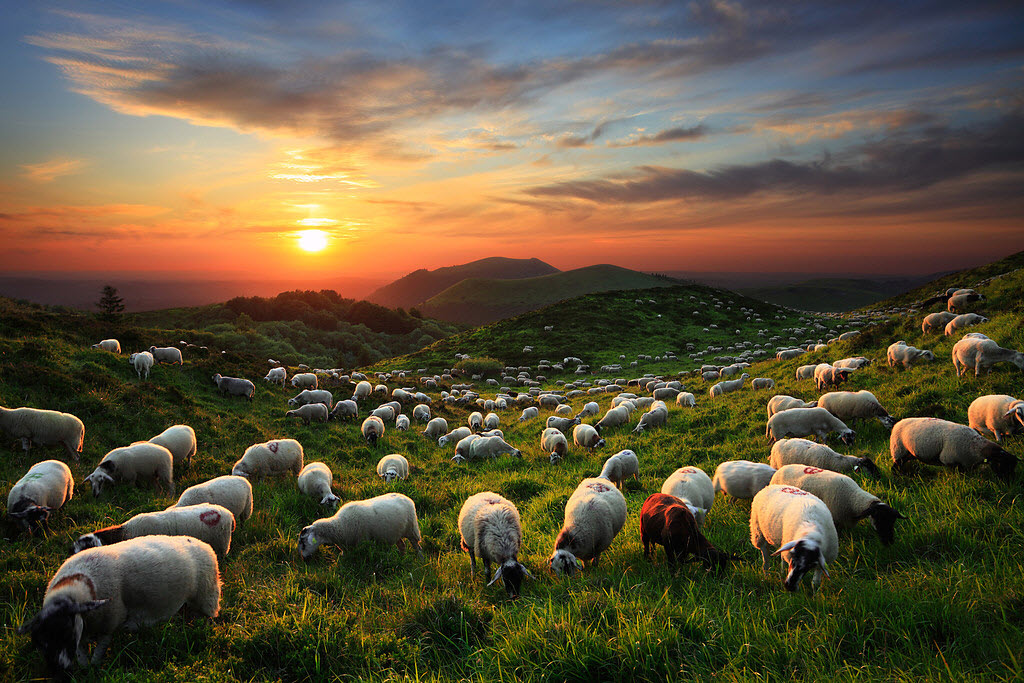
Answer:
top-left (91, 635), bottom-right (113, 664)
top-left (20, 437), bottom-right (31, 452)
top-left (468, 549), bottom-right (476, 574)
top-left (810, 567), bottom-right (823, 592)
top-left (482, 559), bottom-right (491, 583)
top-left (63, 441), bottom-right (80, 461)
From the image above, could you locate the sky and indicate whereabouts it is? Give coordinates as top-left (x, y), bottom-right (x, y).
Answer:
top-left (1, 0), bottom-right (1023, 281)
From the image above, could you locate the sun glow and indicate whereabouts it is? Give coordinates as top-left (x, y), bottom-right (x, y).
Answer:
top-left (297, 229), bottom-right (329, 252)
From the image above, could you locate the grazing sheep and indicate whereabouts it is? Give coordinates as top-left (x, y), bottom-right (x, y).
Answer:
top-left (298, 462), bottom-right (340, 506)
top-left (350, 380), bottom-right (372, 401)
top-left (484, 412), bottom-right (500, 430)
top-left (710, 374), bottom-right (749, 399)
top-left (519, 407), bottom-right (539, 422)
top-left (633, 401), bottom-right (669, 434)
top-left (777, 349), bottom-right (805, 360)
top-left (640, 493), bottom-right (731, 569)
top-left (766, 408), bottom-right (856, 446)
top-left (129, 351), bottom-right (154, 379)
top-left (370, 405), bottom-right (396, 422)
top-left (769, 438), bottom-right (879, 475)
top-left (548, 478), bottom-right (627, 574)
top-left (7, 460), bottom-right (74, 533)
top-left (554, 403), bottom-right (574, 417)
top-left (286, 403), bottom-right (329, 425)
top-left (573, 423), bottom-right (605, 450)
top-left (750, 485), bottom-right (838, 592)
top-left (598, 449), bottom-right (640, 489)
top-left (422, 417), bottom-right (448, 440)
top-left (661, 466), bottom-right (714, 527)
top-left (814, 365), bottom-right (853, 392)
top-left (702, 370), bottom-right (720, 382)
top-left (652, 387), bottom-right (680, 401)
top-left (376, 454), bottom-right (410, 483)
top-left (968, 394), bottom-right (1024, 442)
top-left (945, 313), bottom-right (988, 336)
top-left (458, 492), bottom-right (533, 598)
top-left (328, 399), bottom-right (358, 421)
top-left (795, 364), bottom-right (818, 381)
top-left (817, 390), bottom-right (895, 430)
top-left (86, 443), bottom-right (174, 498)
top-left (0, 406), bottom-right (85, 461)
top-left (833, 357), bottom-right (871, 370)
top-left (298, 492), bottom-right (422, 560)
top-left (467, 411), bottom-right (484, 432)
top-left (453, 436), bottom-right (523, 464)
top-left (413, 404), bottom-right (431, 422)
top-left (595, 406), bottom-right (630, 432)
top-left (231, 439), bottom-right (303, 479)
top-left (575, 402), bottom-right (601, 419)
top-left (72, 504), bottom-right (235, 558)
top-left (288, 389), bottom-right (333, 409)
top-left (766, 395), bottom-right (818, 419)
top-left (922, 311), bottom-right (957, 334)
top-left (886, 341), bottom-right (935, 369)
top-left (547, 415), bottom-right (582, 434)
top-left (952, 336), bottom-right (1024, 376)
top-left (712, 460), bottom-right (776, 500)
top-left (149, 346), bottom-right (183, 365)
top-left (751, 378), bottom-right (775, 391)
top-left (393, 414), bottom-right (409, 431)
top-left (770, 465), bottom-right (904, 545)
top-left (676, 392), bottom-right (696, 407)
top-left (439, 426), bottom-right (472, 447)
top-left (890, 417), bottom-right (1017, 479)
top-left (948, 291), bottom-right (984, 313)
top-left (18, 535), bottom-right (220, 672)
top-left (92, 339), bottom-right (121, 353)
top-left (148, 425), bottom-right (197, 470)
top-left (172, 476), bottom-right (252, 525)
top-left (264, 367), bottom-right (287, 386)
top-left (361, 416), bottom-right (385, 446)
top-left (291, 373), bottom-right (318, 390)
top-left (541, 428), bottom-right (569, 464)
top-left (212, 374), bottom-right (255, 400)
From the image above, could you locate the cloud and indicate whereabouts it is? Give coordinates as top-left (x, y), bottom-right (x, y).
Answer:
top-left (20, 158), bottom-right (88, 182)
top-left (612, 124), bottom-right (708, 147)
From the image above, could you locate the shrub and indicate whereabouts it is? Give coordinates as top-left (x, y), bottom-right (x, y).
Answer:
top-left (453, 356), bottom-right (503, 377)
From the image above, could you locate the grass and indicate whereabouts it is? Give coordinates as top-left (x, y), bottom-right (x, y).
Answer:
top-left (1, 255), bottom-right (1023, 681)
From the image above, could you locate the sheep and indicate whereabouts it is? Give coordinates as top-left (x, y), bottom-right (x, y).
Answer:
top-left (422, 417), bottom-right (448, 440)
top-left (769, 438), bottom-right (879, 475)
top-left (128, 351), bottom-right (154, 379)
top-left (817, 390), bottom-right (895, 430)
top-left (298, 462), bottom-right (340, 506)
top-left (328, 399), bottom-right (358, 421)
top-left (519, 407), bottom-right (539, 422)
top-left (944, 313), bottom-right (989, 336)
top-left (573, 423), bottom-right (605, 450)
top-left (453, 434), bottom-right (481, 462)
top-left (7, 460), bottom-right (74, 533)
top-left (886, 341), bottom-right (935, 369)
top-left (595, 406), bottom-right (630, 432)
top-left (546, 415), bottom-right (582, 434)
top-left (661, 466), bottom-right (714, 527)
top-left (766, 408), bottom-right (856, 446)
top-left (86, 442), bottom-right (174, 497)
top-left (439, 426), bottom-right (472, 447)
top-left (598, 449), bottom-right (640, 489)
top-left (948, 291), bottom-right (984, 313)
top-left (813, 365), bottom-right (853, 391)
top-left (18, 535), bottom-right (220, 672)
top-left (72, 504), bottom-right (235, 558)
top-left (922, 311), bottom-right (957, 334)
top-left (710, 374), bottom-right (748, 398)
top-left (833, 357), bottom-right (871, 370)
top-left (361, 416), bottom-right (385, 446)
top-left (770, 465), bottom-right (904, 545)
top-left (751, 378), bottom-right (775, 391)
top-left (952, 336), bottom-right (1024, 376)
top-left (172, 476), bottom-right (253, 525)
top-left (453, 435), bottom-right (523, 463)
top-left (541, 427), bottom-right (569, 464)
top-left (264, 366), bottom-right (287, 386)
top-left (968, 394), bottom-right (1024, 442)
top-left (370, 405), bottom-right (396, 422)
top-left (413, 404), bottom-right (431, 422)
top-left (350, 380), bottom-right (371, 400)
top-left (890, 417), bottom-right (1017, 479)
top-left (554, 403), bottom-right (574, 417)
top-left (701, 370), bottom-right (720, 382)
top-left (749, 484), bottom-right (838, 592)
top-left (777, 349), bottom-right (806, 360)
top-left (0, 406), bottom-right (85, 461)
top-left (548, 478), bottom-right (627, 574)
top-left (147, 425), bottom-right (197, 470)
top-left (458, 492), bottom-right (533, 597)
top-left (291, 373), bottom-right (319, 390)
top-left (712, 460), bottom-right (776, 500)
top-left (484, 412), bottom-right (500, 430)
top-left (676, 392), bottom-right (696, 408)
top-left (288, 389), bottom-right (333, 409)
top-left (575, 401), bottom-right (600, 419)
top-left (286, 403), bottom-right (329, 425)
top-left (376, 454), bottom-right (410, 483)
top-left (298, 492), bottom-right (422, 560)
top-left (640, 493), bottom-right (731, 569)
top-left (92, 339), bottom-right (121, 353)
top-left (633, 401), bottom-right (669, 433)
top-left (795, 364), bottom-right (818, 381)
top-left (149, 346), bottom-right (183, 365)
top-left (211, 374), bottom-right (255, 400)
top-left (652, 387), bottom-right (680, 401)
top-left (464, 411), bottom-right (482, 432)
top-left (395, 414), bottom-right (410, 431)
top-left (766, 395), bottom-right (818, 419)
top-left (231, 439), bottom-right (304, 478)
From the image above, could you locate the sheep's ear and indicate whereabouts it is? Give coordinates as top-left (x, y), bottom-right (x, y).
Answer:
top-left (72, 599), bottom-right (108, 614)
top-left (522, 564), bottom-right (536, 580)
top-left (773, 540), bottom-right (800, 556)
top-left (817, 553), bottom-right (830, 578)
top-left (487, 565), bottom-right (504, 586)
top-left (16, 614), bottom-right (41, 634)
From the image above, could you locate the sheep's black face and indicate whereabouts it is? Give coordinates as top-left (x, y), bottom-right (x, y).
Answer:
top-left (71, 534), bottom-right (101, 555)
top-left (840, 430), bottom-right (856, 446)
top-left (499, 562), bottom-right (526, 598)
top-left (19, 596), bottom-right (103, 673)
top-left (298, 527), bottom-right (318, 560)
top-left (866, 502), bottom-right (905, 546)
top-left (986, 446), bottom-right (1018, 481)
top-left (856, 458), bottom-right (881, 477)
top-left (783, 542), bottom-right (818, 592)
top-left (700, 547), bottom-right (732, 573)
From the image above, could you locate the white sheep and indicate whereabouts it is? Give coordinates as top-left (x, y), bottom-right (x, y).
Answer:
top-left (149, 346), bottom-right (183, 365)
top-left (712, 460), bottom-right (776, 500)
top-left (350, 380), bottom-right (371, 400)
top-left (886, 341), bottom-right (935, 369)
top-left (751, 378), bottom-right (775, 391)
top-left (484, 412), bottom-right (500, 430)
top-left (468, 411), bottom-right (484, 431)
top-left (541, 427), bottom-right (569, 464)
top-left (766, 408), bottom-right (856, 446)
top-left (376, 454), bottom-right (410, 483)
top-left (211, 374), bottom-right (254, 400)
top-left (291, 373), bottom-right (318, 390)
top-left (795, 364), bottom-right (818, 380)
top-left (148, 425), bottom-right (197, 470)
top-left (952, 336), bottom-right (1024, 376)
top-left (86, 442), bottom-right (174, 497)
top-left (769, 438), bottom-right (879, 475)
top-left (231, 439), bottom-right (303, 478)
top-left (18, 535), bottom-right (220, 671)
top-left (890, 417), bottom-right (1017, 479)
top-left (595, 406), bottom-right (630, 432)
top-left (298, 492), bottom-right (422, 560)
top-left (92, 339), bottom-right (121, 353)
top-left (519, 407), bottom-right (539, 422)
top-left (948, 291), bottom-right (984, 313)
top-left (413, 404), bottom-right (431, 422)
top-left (575, 401), bottom-right (600, 419)
top-left (676, 392), bottom-right (696, 407)
top-left (129, 351), bottom-right (154, 379)
top-left (710, 374), bottom-right (748, 398)
top-left (264, 366), bottom-right (287, 386)
top-left (422, 417), bottom-right (448, 440)
top-left (453, 435), bottom-right (523, 463)
top-left (288, 389), bottom-right (333, 409)
top-left (573, 423), bottom-right (605, 450)
top-left (298, 462), bottom-right (340, 506)
top-left (817, 390), bottom-right (895, 430)
top-left (395, 414), bottom-right (410, 431)
top-left (555, 403), bottom-right (574, 417)
top-left (770, 465), bottom-right (904, 545)
top-left (329, 400), bottom-right (359, 421)
top-left (945, 313), bottom-right (988, 336)
top-left (749, 484), bottom-right (838, 592)
top-left (661, 466), bottom-right (713, 526)
top-left (633, 402), bottom-right (668, 433)
top-left (72, 504), bottom-right (235, 558)
top-left (766, 395), bottom-right (817, 419)
top-left (598, 449), bottom-right (640, 489)
top-left (439, 426), bottom-right (472, 447)
top-left (549, 478), bottom-right (627, 574)
top-left (833, 357), bottom-right (871, 370)
top-left (0, 406), bottom-right (85, 461)
top-left (922, 311), bottom-right (957, 334)
top-left (286, 403), bottom-right (329, 425)
top-left (7, 459), bottom-right (74, 533)
top-left (458, 492), bottom-right (532, 598)
top-left (968, 394), bottom-right (1024, 442)
top-left (814, 365), bottom-right (853, 392)
top-left (361, 416), bottom-right (385, 446)
top-left (172, 475), bottom-right (253, 525)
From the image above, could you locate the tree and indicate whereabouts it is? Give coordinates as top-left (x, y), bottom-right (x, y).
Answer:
top-left (96, 285), bottom-right (125, 321)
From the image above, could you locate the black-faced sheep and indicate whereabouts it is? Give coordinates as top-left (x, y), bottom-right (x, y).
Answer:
top-left (890, 417), bottom-right (1017, 480)
top-left (750, 485), bottom-right (838, 592)
top-left (458, 492), bottom-right (533, 598)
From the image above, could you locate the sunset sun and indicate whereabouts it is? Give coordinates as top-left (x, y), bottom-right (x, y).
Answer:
top-left (297, 229), bottom-right (328, 252)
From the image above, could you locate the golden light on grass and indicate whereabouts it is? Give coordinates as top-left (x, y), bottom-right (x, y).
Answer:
top-left (297, 229), bottom-right (329, 252)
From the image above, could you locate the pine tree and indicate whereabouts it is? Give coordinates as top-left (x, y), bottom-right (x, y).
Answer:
top-left (96, 285), bottom-right (125, 321)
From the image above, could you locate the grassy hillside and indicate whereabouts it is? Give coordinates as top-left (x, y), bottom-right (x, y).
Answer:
top-left (2, 257), bottom-right (1023, 681)
top-left (740, 275), bottom-right (936, 312)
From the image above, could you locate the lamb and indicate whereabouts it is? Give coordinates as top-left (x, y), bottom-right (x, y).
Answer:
top-left (149, 346), bottom-right (183, 365)
top-left (712, 460), bottom-right (776, 500)
top-left (85, 442), bottom-right (174, 497)
top-left (766, 408), bottom-right (856, 446)
top-left (749, 484), bottom-right (838, 592)
top-left (710, 374), bottom-right (748, 398)
top-left (766, 396), bottom-right (817, 419)
top-left (231, 439), bottom-right (304, 478)
top-left (288, 389), bottom-right (333, 409)
top-left (286, 403), bottom-right (329, 425)
top-left (7, 460), bottom-right (74, 533)
top-left (376, 454), bottom-right (410, 482)
top-left (541, 428), bottom-right (569, 464)
top-left (548, 478), bottom-right (627, 574)
top-left (661, 466), bottom-right (714, 527)
top-left (18, 535), bottom-right (220, 672)
top-left (422, 417), bottom-right (449, 440)
top-left (361, 416), bottom-right (385, 446)
top-left (484, 412), bottom-right (500, 430)
top-left (640, 493), bottom-right (731, 569)
top-left (519, 407), bottom-right (539, 422)
top-left (595, 406), bottom-right (630, 432)
top-left (944, 313), bottom-right (988, 336)
top-left (291, 373), bottom-right (319, 390)
top-left (395, 414), bottom-right (410, 431)
top-left (886, 341), bottom-right (935, 369)
top-left (575, 401), bottom-right (600, 419)
top-left (813, 365), bottom-right (853, 392)
top-left (264, 366), bottom-right (287, 386)
top-left (72, 504), bottom-right (235, 558)
top-left (212, 374), bottom-right (255, 400)
top-left (598, 449), bottom-right (640, 489)
top-left (922, 311), bottom-right (957, 334)
top-left (676, 392), bottom-right (696, 408)
top-left (298, 492), bottom-right (422, 560)
top-left (328, 399), bottom-right (358, 421)
top-left (92, 339), bottom-right (121, 353)
top-left (0, 406), bottom-right (85, 460)
top-left (350, 380), bottom-right (371, 400)
top-left (633, 401), bottom-right (669, 433)
top-left (438, 426), bottom-right (472, 446)
top-left (769, 438), bottom-right (879, 475)
top-left (413, 404), bottom-right (431, 422)
top-left (547, 415), bottom-right (582, 434)
top-left (751, 378), bottom-right (775, 391)
top-left (298, 462), bottom-right (340, 506)
top-left (817, 390), bottom-right (896, 430)
top-left (171, 475), bottom-right (253, 525)
top-left (573, 423), bottom-right (605, 450)
top-left (453, 435), bottom-right (523, 463)
top-left (458, 492), bottom-right (533, 598)
top-left (129, 351), bottom-right (154, 379)
top-left (770, 465), bottom-right (904, 545)
top-left (968, 394), bottom-right (1024, 442)
top-left (952, 336), bottom-right (1024, 376)
top-left (890, 417), bottom-right (1017, 479)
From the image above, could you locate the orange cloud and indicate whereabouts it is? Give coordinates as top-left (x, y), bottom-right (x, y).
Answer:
top-left (20, 158), bottom-right (88, 182)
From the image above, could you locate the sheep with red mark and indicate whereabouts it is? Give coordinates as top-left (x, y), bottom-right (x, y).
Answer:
top-left (71, 504), bottom-right (235, 558)
top-left (750, 484), bottom-right (839, 592)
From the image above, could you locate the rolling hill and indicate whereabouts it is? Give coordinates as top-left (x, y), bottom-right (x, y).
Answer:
top-left (738, 275), bottom-right (939, 312)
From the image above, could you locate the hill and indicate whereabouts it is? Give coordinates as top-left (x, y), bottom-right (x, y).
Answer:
top-left (365, 257), bottom-right (559, 310)
top-left (419, 264), bottom-right (679, 325)
top-left (739, 275), bottom-right (938, 312)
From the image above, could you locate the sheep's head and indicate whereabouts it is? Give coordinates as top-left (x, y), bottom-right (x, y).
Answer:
top-left (864, 501), bottom-right (905, 546)
top-left (839, 430), bottom-right (856, 446)
top-left (298, 526), bottom-right (320, 560)
top-left (548, 549), bottom-right (583, 576)
top-left (365, 432), bottom-right (378, 447)
top-left (71, 533), bottom-right (102, 554)
top-left (381, 467), bottom-right (400, 483)
top-left (84, 468), bottom-right (114, 498)
top-left (8, 501), bottom-right (53, 533)
top-left (320, 493), bottom-right (340, 507)
top-left (488, 560), bottom-right (534, 599)
top-left (549, 452), bottom-right (562, 465)
top-left (19, 595), bottom-right (108, 672)
top-left (774, 539), bottom-right (828, 592)
top-left (853, 457), bottom-right (881, 477)
top-left (211, 373), bottom-right (222, 384)
top-left (984, 444), bottom-right (1018, 481)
